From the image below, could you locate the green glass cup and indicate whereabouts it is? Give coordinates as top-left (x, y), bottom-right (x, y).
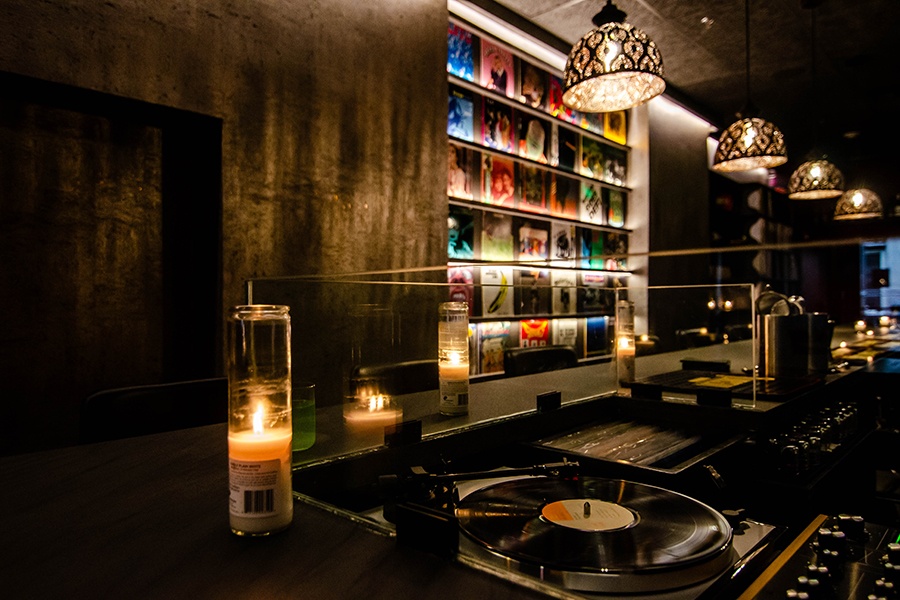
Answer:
top-left (291, 382), bottom-right (316, 452)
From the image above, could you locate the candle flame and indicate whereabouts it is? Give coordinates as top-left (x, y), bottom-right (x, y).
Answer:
top-left (367, 395), bottom-right (389, 412)
top-left (252, 406), bottom-right (264, 434)
top-left (448, 351), bottom-right (462, 365)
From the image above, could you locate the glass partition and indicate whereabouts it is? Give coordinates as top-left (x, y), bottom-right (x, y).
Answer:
top-left (246, 270), bottom-right (760, 465)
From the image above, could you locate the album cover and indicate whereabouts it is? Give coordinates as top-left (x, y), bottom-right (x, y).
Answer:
top-left (581, 137), bottom-right (605, 179)
top-left (548, 174), bottom-right (580, 219)
top-left (604, 146), bottom-right (628, 186)
top-left (547, 75), bottom-right (577, 124)
top-left (481, 154), bottom-right (516, 207)
top-left (481, 265), bottom-right (515, 317)
top-left (606, 230), bottom-right (629, 271)
top-left (518, 61), bottom-right (548, 110)
top-left (518, 165), bottom-right (547, 213)
top-left (606, 188), bottom-right (626, 228)
top-left (520, 319), bottom-right (550, 347)
top-left (447, 23), bottom-right (475, 82)
top-left (551, 270), bottom-right (577, 315)
top-left (578, 272), bottom-right (614, 314)
top-left (516, 114), bottom-right (550, 163)
top-left (585, 316), bottom-right (612, 356)
top-left (552, 317), bottom-right (579, 348)
top-left (515, 218), bottom-right (550, 262)
top-left (481, 211), bottom-right (514, 262)
top-left (580, 181), bottom-right (606, 225)
top-left (555, 126), bottom-right (578, 172)
top-left (515, 269), bottom-right (551, 315)
top-left (478, 320), bottom-right (512, 374)
top-left (579, 227), bottom-right (605, 270)
top-left (447, 266), bottom-right (474, 313)
top-left (550, 221), bottom-right (577, 268)
top-left (578, 111), bottom-right (604, 136)
top-left (448, 143), bottom-right (474, 200)
top-left (480, 40), bottom-right (515, 98)
top-left (604, 110), bottom-right (627, 145)
top-left (448, 85), bottom-right (475, 142)
top-left (448, 205), bottom-right (475, 260)
top-left (482, 96), bottom-right (514, 153)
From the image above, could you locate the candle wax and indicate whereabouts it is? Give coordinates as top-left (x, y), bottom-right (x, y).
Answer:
top-left (228, 428), bottom-right (292, 535)
top-left (439, 362), bottom-right (470, 381)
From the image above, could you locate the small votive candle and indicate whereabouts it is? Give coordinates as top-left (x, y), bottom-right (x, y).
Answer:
top-left (438, 302), bottom-right (470, 416)
top-left (854, 320), bottom-right (867, 332)
top-left (616, 300), bottom-right (635, 388)
top-left (227, 305), bottom-right (293, 537)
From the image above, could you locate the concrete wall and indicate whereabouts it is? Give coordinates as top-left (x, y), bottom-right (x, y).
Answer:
top-left (0, 0), bottom-right (448, 451)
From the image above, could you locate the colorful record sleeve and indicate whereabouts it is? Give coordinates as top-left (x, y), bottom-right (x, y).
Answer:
top-left (448, 142), bottom-right (474, 200)
top-left (603, 110), bottom-right (627, 145)
top-left (580, 181), bottom-right (606, 225)
top-left (448, 85), bottom-right (475, 142)
top-left (516, 114), bottom-right (550, 163)
top-left (480, 40), bottom-right (515, 98)
top-left (520, 319), bottom-right (550, 347)
top-left (447, 23), bottom-right (475, 82)
top-left (519, 165), bottom-right (548, 214)
top-left (581, 137), bottom-right (605, 180)
top-left (518, 61), bottom-right (548, 110)
top-left (481, 211), bottom-right (515, 262)
top-left (483, 96), bottom-right (515, 153)
top-left (448, 205), bottom-right (475, 260)
top-left (481, 154), bottom-right (516, 207)
top-left (549, 174), bottom-right (580, 219)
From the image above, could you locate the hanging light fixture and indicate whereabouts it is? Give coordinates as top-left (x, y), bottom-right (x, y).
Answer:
top-left (712, 0), bottom-right (787, 173)
top-left (788, 159), bottom-right (844, 200)
top-left (788, 4), bottom-right (843, 199)
top-left (562, 0), bottom-right (665, 113)
top-left (833, 189), bottom-right (882, 220)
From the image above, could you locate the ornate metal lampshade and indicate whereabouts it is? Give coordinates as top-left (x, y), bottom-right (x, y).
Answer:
top-left (788, 159), bottom-right (844, 199)
top-left (563, 0), bottom-right (665, 113)
top-left (712, 117), bottom-right (788, 172)
top-left (711, 0), bottom-right (787, 173)
top-left (834, 188), bottom-right (882, 220)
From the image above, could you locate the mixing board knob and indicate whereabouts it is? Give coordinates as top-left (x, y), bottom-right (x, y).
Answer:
top-left (872, 578), bottom-right (894, 597)
top-left (884, 562), bottom-right (899, 584)
top-left (837, 514), bottom-right (867, 543)
top-left (806, 563), bottom-right (830, 582)
top-left (886, 543), bottom-right (900, 564)
top-left (795, 575), bottom-right (824, 597)
top-left (785, 590), bottom-right (810, 599)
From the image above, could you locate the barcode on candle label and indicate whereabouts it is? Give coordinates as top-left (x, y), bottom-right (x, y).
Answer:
top-left (229, 458), bottom-right (280, 517)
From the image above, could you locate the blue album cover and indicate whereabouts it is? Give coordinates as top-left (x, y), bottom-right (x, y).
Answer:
top-left (448, 23), bottom-right (475, 82)
top-left (448, 85), bottom-right (475, 142)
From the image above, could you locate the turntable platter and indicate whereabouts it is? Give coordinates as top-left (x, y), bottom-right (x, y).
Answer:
top-left (456, 477), bottom-right (736, 593)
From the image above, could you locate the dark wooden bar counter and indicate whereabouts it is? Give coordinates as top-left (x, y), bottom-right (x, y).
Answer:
top-left (0, 423), bottom-right (546, 599)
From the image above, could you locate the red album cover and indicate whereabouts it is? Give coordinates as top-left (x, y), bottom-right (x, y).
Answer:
top-left (520, 319), bottom-right (550, 347)
top-left (481, 154), bottom-right (516, 207)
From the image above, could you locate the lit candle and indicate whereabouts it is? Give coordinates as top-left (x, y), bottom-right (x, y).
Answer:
top-left (438, 302), bottom-right (470, 416)
top-left (439, 351), bottom-right (470, 381)
top-left (343, 394), bottom-right (403, 431)
top-left (227, 305), bottom-right (293, 537)
top-left (228, 405), bottom-right (293, 535)
top-left (879, 316), bottom-right (891, 328)
top-left (854, 320), bottom-right (867, 332)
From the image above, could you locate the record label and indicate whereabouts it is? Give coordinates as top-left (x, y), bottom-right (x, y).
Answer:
top-left (541, 499), bottom-right (636, 532)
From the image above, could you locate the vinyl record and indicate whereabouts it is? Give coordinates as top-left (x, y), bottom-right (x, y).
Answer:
top-left (456, 477), bottom-right (732, 578)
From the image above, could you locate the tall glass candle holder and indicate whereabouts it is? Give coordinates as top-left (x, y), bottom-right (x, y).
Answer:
top-left (438, 301), bottom-right (469, 416)
top-left (227, 305), bottom-right (293, 536)
top-left (616, 300), bottom-right (635, 389)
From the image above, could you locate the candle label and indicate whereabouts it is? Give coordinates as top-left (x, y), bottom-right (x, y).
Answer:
top-left (229, 458), bottom-right (281, 517)
top-left (440, 379), bottom-right (469, 415)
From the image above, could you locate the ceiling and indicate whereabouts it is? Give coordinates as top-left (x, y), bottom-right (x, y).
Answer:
top-left (485, 0), bottom-right (900, 204)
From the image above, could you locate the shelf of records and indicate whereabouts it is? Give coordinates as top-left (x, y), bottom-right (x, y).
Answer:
top-left (448, 202), bottom-right (630, 273)
top-left (447, 20), bottom-right (628, 149)
top-left (462, 314), bottom-right (615, 376)
top-left (448, 141), bottom-right (629, 228)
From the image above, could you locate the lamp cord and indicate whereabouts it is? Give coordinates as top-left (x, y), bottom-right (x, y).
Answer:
top-left (744, 0), bottom-right (751, 105)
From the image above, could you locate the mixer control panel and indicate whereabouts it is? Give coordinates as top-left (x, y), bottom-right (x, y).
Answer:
top-left (746, 514), bottom-right (899, 599)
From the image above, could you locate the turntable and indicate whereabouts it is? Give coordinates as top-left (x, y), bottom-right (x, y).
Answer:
top-left (388, 466), bottom-right (778, 599)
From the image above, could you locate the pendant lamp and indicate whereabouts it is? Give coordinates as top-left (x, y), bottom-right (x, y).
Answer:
top-left (788, 5), bottom-right (843, 199)
top-left (712, 0), bottom-right (787, 173)
top-left (833, 189), bottom-right (882, 220)
top-left (788, 159), bottom-right (844, 200)
top-left (562, 0), bottom-right (665, 113)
